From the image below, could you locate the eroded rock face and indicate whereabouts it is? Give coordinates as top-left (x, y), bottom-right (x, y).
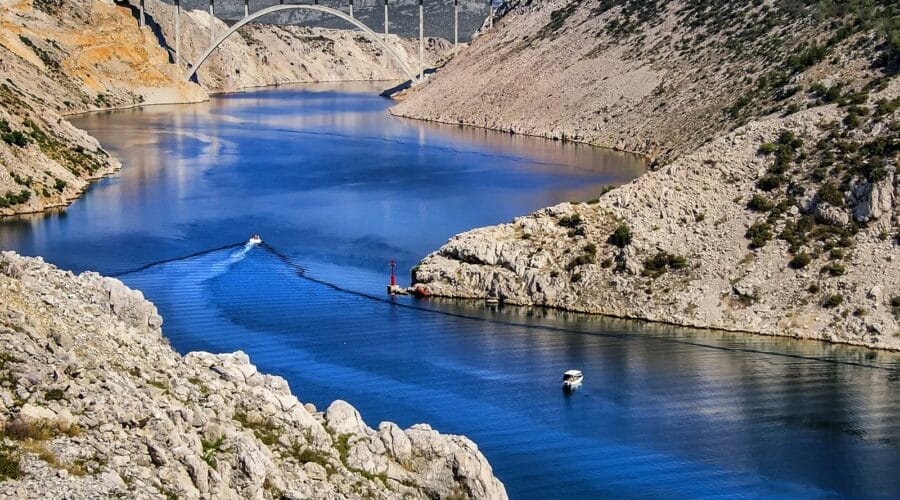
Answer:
top-left (0, 251), bottom-right (507, 499)
top-left (413, 99), bottom-right (900, 350)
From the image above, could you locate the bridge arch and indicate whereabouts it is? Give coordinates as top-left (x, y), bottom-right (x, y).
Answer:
top-left (185, 4), bottom-right (418, 82)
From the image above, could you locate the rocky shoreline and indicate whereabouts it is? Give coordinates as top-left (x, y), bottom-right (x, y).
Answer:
top-left (0, 251), bottom-right (506, 498)
top-left (412, 97), bottom-right (899, 350)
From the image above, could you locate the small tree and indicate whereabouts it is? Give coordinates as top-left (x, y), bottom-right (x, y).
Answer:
top-left (608, 224), bottom-right (632, 248)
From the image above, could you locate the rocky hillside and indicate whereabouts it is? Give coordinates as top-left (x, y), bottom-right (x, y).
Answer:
top-left (392, 0), bottom-right (898, 159)
top-left (403, 0), bottom-right (900, 349)
top-left (0, 251), bottom-right (507, 499)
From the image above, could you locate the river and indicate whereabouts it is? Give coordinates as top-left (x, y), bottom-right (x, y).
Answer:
top-left (1, 83), bottom-right (898, 499)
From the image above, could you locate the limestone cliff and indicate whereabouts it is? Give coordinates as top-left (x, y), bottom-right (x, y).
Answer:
top-left (0, 251), bottom-right (507, 499)
top-left (403, 0), bottom-right (900, 348)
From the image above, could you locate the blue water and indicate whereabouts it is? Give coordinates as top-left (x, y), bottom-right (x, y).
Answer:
top-left (2, 83), bottom-right (898, 499)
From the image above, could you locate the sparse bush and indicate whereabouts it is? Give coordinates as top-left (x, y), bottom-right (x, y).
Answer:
top-left (817, 182), bottom-right (844, 206)
top-left (789, 252), bottom-right (811, 269)
top-left (756, 174), bottom-right (784, 191)
top-left (44, 389), bottom-right (64, 401)
top-left (822, 294), bottom-right (843, 308)
top-left (747, 194), bottom-right (774, 212)
top-left (607, 224), bottom-right (632, 248)
top-left (746, 222), bottom-right (773, 249)
top-left (558, 213), bottom-right (582, 228)
top-left (821, 262), bottom-right (846, 276)
top-left (0, 447), bottom-right (22, 481)
top-left (642, 252), bottom-right (688, 278)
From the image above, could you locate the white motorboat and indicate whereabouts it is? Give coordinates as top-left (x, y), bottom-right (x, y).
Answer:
top-left (249, 234), bottom-right (263, 245)
top-left (562, 370), bottom-right (583, 389)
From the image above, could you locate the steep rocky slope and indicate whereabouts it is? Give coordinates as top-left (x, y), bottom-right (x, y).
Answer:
top-left (392, 0), bottom-right (897, 159)
top-left (0, 251), bottom-right (507, 499)
top-left (403, 0), bottom-right (900, 348)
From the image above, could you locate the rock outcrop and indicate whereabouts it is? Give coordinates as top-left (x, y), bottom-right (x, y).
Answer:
top-left (414, 88), bottom-right (900, 349)
top-left (400, 0), bottom-right (900, 349)
top-left (0, 251), bottom-right (507, 499)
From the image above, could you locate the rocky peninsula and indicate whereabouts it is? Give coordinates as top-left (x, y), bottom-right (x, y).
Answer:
top-left (399, 0), bottom-right (900, 349)
top-left (0, 251), bottom-right (507, 499)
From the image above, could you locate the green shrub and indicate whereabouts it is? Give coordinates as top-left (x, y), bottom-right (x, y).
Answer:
top-left (54, 179), bottom-right (66, 192)
top-left (642, 252), bottom-right (688, 278)
top-left (822, 294), bottom-right (843, 308)
top-left (747, 194), bottom-right (774, 212)
top-left (746, 222), bottom-right (773, 249)
top-left (820, 262), bottom-right (846, 276)
top-left (758, 142), bottom-right (778, 155)
top-left (201, 436), bottom-right (225, 468)
top-left (567, 253), bottom-right (596, 270)
top-left (789, 252), bottom-right (811, 269)
top-left (817, 182), bottom-right (844, 206)
top-left (44, 389), bottom-right (65, 401)
top-left (558, 213), bottom-right (582, 228)
top-left (607, 224), bottom-right (632, 248)
top-left (0, 447), bottom-right (22, 481)
top-left (756, 174), bottom-right (784, 191)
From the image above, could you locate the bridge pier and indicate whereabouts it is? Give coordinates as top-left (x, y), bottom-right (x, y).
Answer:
top-left (418, 0), bottom-right (424, 80)
top-left (209, 0), bottom-right (215, 46)
top-left (350, 0), bottom-right (354, 19)
top-left (175, 0), bottom-right (181, 67)
top-left (488, 0), bottom-right (493, 29)
top-left (384, 0), bottom-right (389, 35)
top-left (244, 0), bottom-right (249, 19)
top-left (139, 0), bottom-right (145, 27)
top-left (454, 0), bottom-right (458, 47)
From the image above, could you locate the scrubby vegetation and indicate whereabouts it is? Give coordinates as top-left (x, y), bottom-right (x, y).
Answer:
top-left (607, 223), bottom-right (632, 248)
top-left (0, 190), bottom-right (31, 209)
top-left (642, 251), bottom-right (687, 278)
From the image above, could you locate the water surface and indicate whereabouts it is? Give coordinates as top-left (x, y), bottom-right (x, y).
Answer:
top-left (1, 83), bottom-right (898, 499)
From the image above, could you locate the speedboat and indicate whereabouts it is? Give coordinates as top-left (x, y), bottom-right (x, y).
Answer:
top-left (562, 370), bottom-right (583, 390)
top-left (249, 234), bottom-right (263, 245)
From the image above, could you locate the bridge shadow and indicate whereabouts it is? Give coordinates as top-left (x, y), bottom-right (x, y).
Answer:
top-left (380, 67), bottom-right (440, 97)
top-left (114, 0), bottom-right (175, 64)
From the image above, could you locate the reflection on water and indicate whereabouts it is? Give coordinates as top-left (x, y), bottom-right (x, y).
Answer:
top-left (1, 83), bottom-right (898, 499)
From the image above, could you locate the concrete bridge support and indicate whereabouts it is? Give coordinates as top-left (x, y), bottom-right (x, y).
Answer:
top-left (350, 0), bottom-right (354, 18)
top-left (384, 0), bottom-right (389, 35)
top-left (244, 0), bottom-right (249, 18)
top-left (454, 0), bottom-right (458, 47)
top-left (175, 0), bottom-right (181, 67)
top-left (488, 0), bottom-right (493, 29)
top-left (209, 0), bottom-right (215, 45)
top-left (418, 0), bottom-right (424, 80)
top-left (139, 0), bottom-right (145, 27)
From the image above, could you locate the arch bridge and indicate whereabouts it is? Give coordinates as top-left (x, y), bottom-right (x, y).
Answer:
top-left (131, 0), bottom-right (498, 83)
